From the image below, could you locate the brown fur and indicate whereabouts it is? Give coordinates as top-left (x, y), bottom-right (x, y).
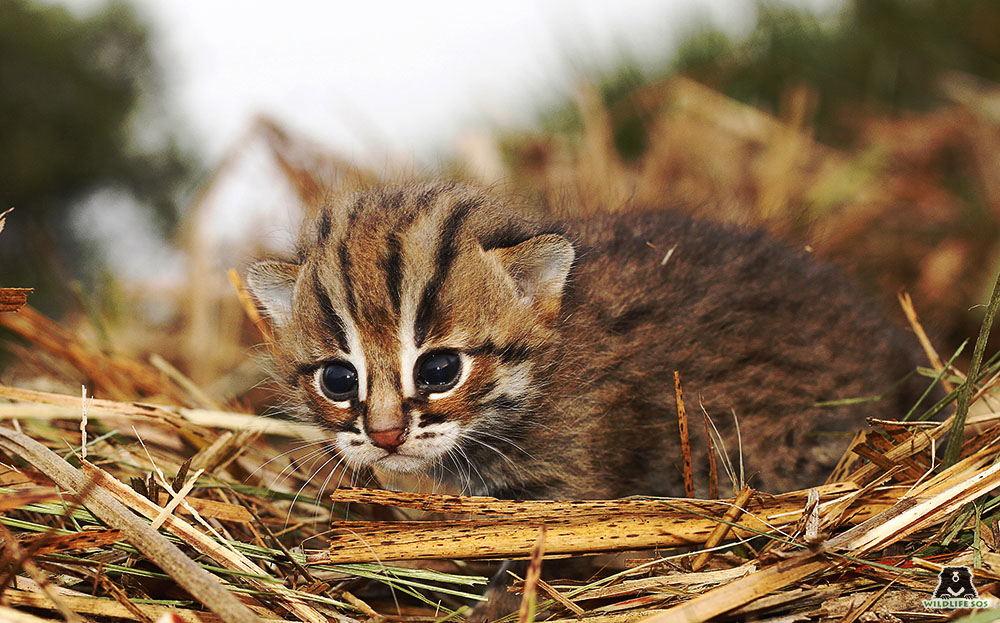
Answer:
top-left (248, 182), bottom-right (926, 500)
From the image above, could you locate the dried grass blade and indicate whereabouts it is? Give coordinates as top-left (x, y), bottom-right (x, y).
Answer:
top-left (315, 488), bottom-right (898, 564)
top-left (702, 410), bottom-right (719, 499)
top-left (97, 574), bottom-right (156, 623)
top-left (640, 460), bottom-right (1000, 623)
top-left (76, 462), bottom-right (327, 623)
top-left (0, 604), bottom-right (55, 623)
top-left (0, 427), bottom-right (259, 623)
top-left (518, 526), bottom-right (546, 623)
top-left (17, 529), bottom-right (123, 556)
top-left (640, 552), bottom-right (832, 623)
top-left (330, 483), bottom-right (859, 518)
top-left (0, 521), bottom-right (81, 623)
top-left (152, 493), bottom-right (253, 523)
top-left (674, 371), bottom-right (695, 498)
top-left (845, 412), bottom-right (955, 485)
top-left (536, 578), bottom-right (585, 616)
top-left (943, 269), bottom-right (1000, 466)
top-left (690, 486), bottom-right (755, 571)
top-left (0, 384), bottom-right (317, 438)
top-left (3, 590), bottom-right (299, 623)
top-left (149, 354), bottom-right (223, 411)
top-left (898, 290), bottom-right (954, 392)
top-left (833, 460), bottom-right (1000, 554)
top-left (0, 288), bottom-right (32, 313)
top-left (0, 488), bottom-right (60, 512)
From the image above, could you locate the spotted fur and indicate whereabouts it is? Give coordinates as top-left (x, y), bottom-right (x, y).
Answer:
top-left (248, 182), bottom-right (926, 499)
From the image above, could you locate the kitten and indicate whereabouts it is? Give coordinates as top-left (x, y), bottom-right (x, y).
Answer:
top-left (248, 182), bottom-right (925, 499)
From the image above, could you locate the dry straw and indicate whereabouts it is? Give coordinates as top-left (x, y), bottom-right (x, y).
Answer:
top-left (3, 76), bottom-right (1000, 622)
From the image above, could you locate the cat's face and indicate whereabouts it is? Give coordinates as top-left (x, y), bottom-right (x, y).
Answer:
top-left (248, 184), bottom-right (573, 475)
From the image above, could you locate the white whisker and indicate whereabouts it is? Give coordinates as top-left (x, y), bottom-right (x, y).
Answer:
top-left (272, 444), bottom-right (336, 490)
top-left (285, 451), bottom-right (342, 527)
top-left (246, 439), bottom-right (335, 482)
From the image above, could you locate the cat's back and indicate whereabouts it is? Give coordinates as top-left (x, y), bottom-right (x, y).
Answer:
top-left (567, 208), bottom-right (850, 317)
top-left (551, 209), bottom-right (924, 495)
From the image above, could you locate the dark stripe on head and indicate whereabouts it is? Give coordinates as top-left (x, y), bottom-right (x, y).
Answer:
top-left (317, 210), bottom-right (332, 244)
top-left (381, 199), bottom-right (418, 316)
top-left (418, 412), bottom-right (448, 427)
top-left (312, 268), bottom-right (349, 352)
top-left (468, 340), bottom-right (532, 365)
top-left (466, 379), bottom-right (498, 403)
top-left (414, 198), bottom-right (477, 346)
top-left (337, 198), bottom-right (363, 319)
top-left (384, 188), bottom-right (406, 210)
top-left (382, 231), bottom-right (404, 314)
top-left (415, 184), bottom-right (448, 209)
top-left (482, 395), bottom-right (523, 414)
top-left (338, 241), bottom-right (356, 319)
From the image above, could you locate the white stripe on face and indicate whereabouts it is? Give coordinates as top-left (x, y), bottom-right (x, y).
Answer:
top-left (399, 306), bottom-right (419, 398)
top-left (340, 308), bottom-right (368, 402)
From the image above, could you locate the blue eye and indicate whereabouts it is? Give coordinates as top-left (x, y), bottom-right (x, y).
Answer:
top-left (415, 351), bottom-right (461, 392)
top-left (320, 361), bottom-right (358, 400)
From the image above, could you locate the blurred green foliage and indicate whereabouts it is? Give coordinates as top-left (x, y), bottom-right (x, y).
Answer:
top-left (543, 0), bottom-right (1000, 157)
top-left (0, 0), bottom-right (197, 310)
top-left (676, 0), bottom-right (1000, 144)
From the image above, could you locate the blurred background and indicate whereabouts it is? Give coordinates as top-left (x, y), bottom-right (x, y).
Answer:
top-left (2, 0), bottom-right (999, 403)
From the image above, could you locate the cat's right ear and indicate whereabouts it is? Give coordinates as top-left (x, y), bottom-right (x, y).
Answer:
top-left (246, 260), bottom-right (300, 328)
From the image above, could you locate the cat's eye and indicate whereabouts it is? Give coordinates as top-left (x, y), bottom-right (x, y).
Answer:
top-left (415, 350), bottom-right (461, 392)
top-left (319, 361), bottom-right (358, 401)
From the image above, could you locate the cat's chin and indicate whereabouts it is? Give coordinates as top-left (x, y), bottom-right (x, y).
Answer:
top-left (373, 453), bottom-right (434, 473)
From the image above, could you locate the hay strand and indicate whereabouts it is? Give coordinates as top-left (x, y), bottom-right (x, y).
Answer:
top-left (0, 427), bottom-right (260, 623)
top-left (943, 269), bottom-right (1000, 466)
top-left (674, 371), bottom-right (695, 498)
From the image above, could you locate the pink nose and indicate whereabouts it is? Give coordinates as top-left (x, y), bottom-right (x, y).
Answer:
top-left (369, 428), bottom-right (406, 452)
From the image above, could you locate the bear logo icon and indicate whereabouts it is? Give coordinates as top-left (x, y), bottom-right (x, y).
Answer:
top-left (932, 566), bottom-right (978, 600)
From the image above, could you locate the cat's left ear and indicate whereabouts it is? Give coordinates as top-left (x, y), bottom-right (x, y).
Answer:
top-left (486, 234), bottom-right (575, 320)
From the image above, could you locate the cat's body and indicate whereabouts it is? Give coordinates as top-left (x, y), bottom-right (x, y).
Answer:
top-left (249, 182), bottom-right (924, 500)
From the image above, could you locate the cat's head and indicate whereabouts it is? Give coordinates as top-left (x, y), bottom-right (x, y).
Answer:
top-left (247, 183), bottom-right (574, 475)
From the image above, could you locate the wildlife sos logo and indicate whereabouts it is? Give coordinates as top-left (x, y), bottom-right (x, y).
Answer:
top-left (923, 566), bottom-right (989, 610)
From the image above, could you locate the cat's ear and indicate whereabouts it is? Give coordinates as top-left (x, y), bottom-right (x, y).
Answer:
top-left (246, 260), bottom-right (300, 328)
top-left (486, 234), bottom-right (575, 319)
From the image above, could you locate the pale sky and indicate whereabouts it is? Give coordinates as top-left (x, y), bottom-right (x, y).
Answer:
top-left (55, 0), bottom-right (840, 163)
top-left (141, 0), bottom-right (754, 162)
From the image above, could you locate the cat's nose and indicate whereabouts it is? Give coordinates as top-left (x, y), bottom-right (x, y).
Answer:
top-left (369, 428), bottom-right (406, 452)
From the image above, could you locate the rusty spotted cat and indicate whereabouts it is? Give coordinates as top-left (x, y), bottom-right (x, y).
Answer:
top-left (248, 182), bottom-right (925, 499)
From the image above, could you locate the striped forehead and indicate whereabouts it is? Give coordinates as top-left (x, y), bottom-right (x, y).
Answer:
top-left (304, 186), bottom-right (480, 391)
top-left (326, 189), bottom-right (468, 320)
